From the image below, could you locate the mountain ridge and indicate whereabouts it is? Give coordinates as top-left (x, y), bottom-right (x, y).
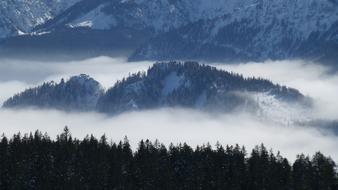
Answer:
top-left (0, 0), bottom-right (337, 65)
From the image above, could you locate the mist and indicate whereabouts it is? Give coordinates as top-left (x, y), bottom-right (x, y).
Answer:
top-left (1, 108), bottom-right (337, 161)
top-left (1, 57), bottom-right (338, 161)
top-left (213, 60), bottom-right (338, 120)
top-left (0, 57), bottom-right (152, 88)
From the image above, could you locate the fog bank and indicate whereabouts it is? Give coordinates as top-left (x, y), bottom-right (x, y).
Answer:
top-left (214, 60), bottom-right (338, 120)
top-left (0, 57), bottom-right (338, 160)
top-left (0, 108), bottom-right (336, 161)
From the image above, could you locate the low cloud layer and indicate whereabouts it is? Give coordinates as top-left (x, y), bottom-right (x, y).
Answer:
top-left (0, 57), bottom-right (152, 89)
top-left (0, 108), bottom-right (337, 161)
top-left (0, 57), bottom-right (338, 160)
top-left (214, 60), bottom-right (338, 120)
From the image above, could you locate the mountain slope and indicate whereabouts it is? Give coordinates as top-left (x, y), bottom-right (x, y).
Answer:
top-left (130, 0), bottom-right (338, 63)
top-left (35, 0), bottom-right (237, 33)
top-left (0, 0), bottom-right (80, 39)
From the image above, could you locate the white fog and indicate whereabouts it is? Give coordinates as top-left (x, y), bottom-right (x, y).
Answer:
top-left (0, 57), bottom-right (337, 161)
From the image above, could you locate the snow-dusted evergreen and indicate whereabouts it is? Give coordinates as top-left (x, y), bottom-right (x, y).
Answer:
top-left (3, 74), bottom-right (104, 111)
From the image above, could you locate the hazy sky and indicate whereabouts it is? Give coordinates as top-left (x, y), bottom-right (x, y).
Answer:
top-left (0, 57), bottom-right (337, 161)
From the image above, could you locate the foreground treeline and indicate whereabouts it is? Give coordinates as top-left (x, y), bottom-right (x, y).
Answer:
top-left (0, 128), bottom-right (337, 190)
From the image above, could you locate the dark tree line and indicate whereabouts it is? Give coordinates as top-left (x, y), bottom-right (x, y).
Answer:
top-left (0, 127), bottom-right (336, 190)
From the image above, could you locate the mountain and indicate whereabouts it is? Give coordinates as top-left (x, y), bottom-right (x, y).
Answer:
top-left (2, 74), bottom-right (104, 111)
top-left (130, 0), bottom-right (338, 64)
top-left (3, 62), bottom-right (309, 124)
top-left (0, 0), bottom-right (80, 39)
top-left (35, 0), bottom-right (244, 33)
top-left (1, 0), bottom-right (197, 59)
top-left (0, 0), bottom-right (337, 64)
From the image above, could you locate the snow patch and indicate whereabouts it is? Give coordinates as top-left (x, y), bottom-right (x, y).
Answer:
top-left (31, 31), bottom-right (51, 36)
top-left (67, 4), bottom-right (117, 30)
top-left (68, 21), bottom-right (93, 28)
top-left (251, 92), bottom-right (312, 126)
top-left (17, 30), bottom-right (26, 36)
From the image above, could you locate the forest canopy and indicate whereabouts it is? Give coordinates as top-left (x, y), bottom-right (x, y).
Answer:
top-left (0, 127), bottom-right (336, 190)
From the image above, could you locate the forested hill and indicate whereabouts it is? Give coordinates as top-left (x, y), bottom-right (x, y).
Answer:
top-left (0, 127), bottom-right (336, 189)
top-left (3, 62), bottom-right (306, 118)
top-left (97, 61), bottom-right (305, 114)
top-left (2, 74), bottom-right (104, 111)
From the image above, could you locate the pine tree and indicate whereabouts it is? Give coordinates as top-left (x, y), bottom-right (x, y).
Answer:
top-left (0, 129), bottom-right (336, 189)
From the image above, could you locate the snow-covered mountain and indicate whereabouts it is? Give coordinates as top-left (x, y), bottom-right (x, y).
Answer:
top-left (130, 0), bottom-right (338, 63)
top-left (40, 0), bottom-right (337, 34)
top-left (0, 0), bottom-right (80, 39)
top-left (0, 0), bottom-right (337, 62)
top-left (0, 0), bottom-right (337, 64)
top-left (36, 0), bottom-right (254, 32)
top-left (2, 74), bottom-right (104, 111)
